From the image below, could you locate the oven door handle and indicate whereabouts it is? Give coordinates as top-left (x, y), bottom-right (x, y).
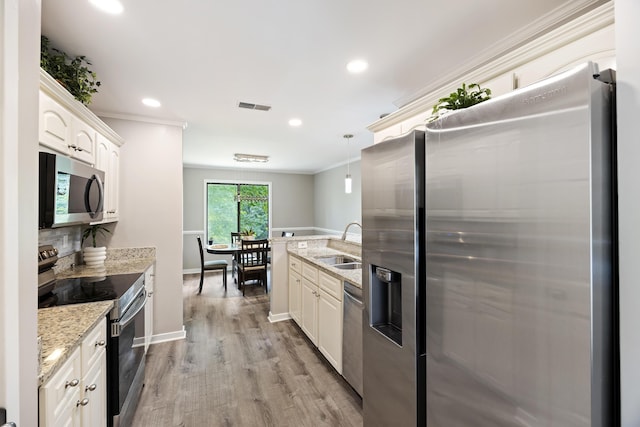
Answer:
top-left (111, 289), bottom-right (146, 337)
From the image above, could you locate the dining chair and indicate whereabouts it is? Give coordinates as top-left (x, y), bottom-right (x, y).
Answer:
top-left (230, 232), bottom-right (242, 282)
top-left (237, 238), bottom-right (269, 296)
top-left (196, 235), bottom-right (228, 294)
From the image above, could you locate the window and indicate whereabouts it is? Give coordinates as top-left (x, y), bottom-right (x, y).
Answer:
top-left (206, 182), bottom-right (270, 243)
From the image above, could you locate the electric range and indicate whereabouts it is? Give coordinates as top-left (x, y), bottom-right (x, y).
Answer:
top-left (37, 245), bottom-right (148, 427)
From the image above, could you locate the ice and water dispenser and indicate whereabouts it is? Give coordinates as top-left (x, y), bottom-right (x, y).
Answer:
top-left (370, 265), bottom-right (403, 346)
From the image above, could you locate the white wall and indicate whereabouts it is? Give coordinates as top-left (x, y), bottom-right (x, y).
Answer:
top-left (0, 1), bottom-right (40, 425)
top-left (102, 118), bottom-right (185, 339)
top-left (314, 160), bottom-right (361, 234)
top-left (615, 1), bottom-right (640, 424)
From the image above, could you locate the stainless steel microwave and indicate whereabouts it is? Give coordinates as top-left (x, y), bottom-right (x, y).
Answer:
top-left (39, 152), bottom-right (105, 228)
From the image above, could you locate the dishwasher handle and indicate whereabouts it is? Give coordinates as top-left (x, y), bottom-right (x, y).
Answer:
top-left (343, 282), bottom-right (363, 306)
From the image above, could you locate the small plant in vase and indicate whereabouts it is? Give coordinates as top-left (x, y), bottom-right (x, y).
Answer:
top-left (82, 224), bottom-right (111, 268)
top-left (240, 228), bottom-right (256, 240)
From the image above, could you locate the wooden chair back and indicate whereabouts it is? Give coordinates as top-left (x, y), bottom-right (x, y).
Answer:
top-left (239, 239), bottom-right (269, 267)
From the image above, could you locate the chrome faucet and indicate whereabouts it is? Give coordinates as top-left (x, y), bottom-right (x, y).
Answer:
top-left (341, 221), bottom-right (362, 240)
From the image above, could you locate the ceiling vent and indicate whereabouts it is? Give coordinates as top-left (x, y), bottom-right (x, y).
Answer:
top-left (238, 101), bottom-right (271, 111)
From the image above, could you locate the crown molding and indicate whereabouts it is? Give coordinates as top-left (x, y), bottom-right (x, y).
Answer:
top-left (95, 111), bottom-right (188, 129)
top-left (368, 0), bottom-right (614, 133)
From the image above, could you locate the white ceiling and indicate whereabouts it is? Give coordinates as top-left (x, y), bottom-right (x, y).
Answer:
top-left (41, 0), bottom-right (598, 173)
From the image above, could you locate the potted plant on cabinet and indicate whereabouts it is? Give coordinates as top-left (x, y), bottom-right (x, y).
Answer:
top-left (428, 83), bottom-right (492, 122)
top-left (82, 224), bottom-right (111, 268)
top-left (40, 35), bottom-right (101, 105)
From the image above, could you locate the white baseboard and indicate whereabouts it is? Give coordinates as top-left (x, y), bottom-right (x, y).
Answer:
top-left (183, 268), bottom-right (201, 275)
top-left (150, 326), bottom-right (186, 344)
top-left (135, 326), bottom-right (187, 349)
top-left (268, 311), bottom-right (292, 323)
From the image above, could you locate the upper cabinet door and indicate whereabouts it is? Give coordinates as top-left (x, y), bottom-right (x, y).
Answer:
top-left (108, 144), bottom-right (120, 219)
top-left (39, 91), bottom-right (72, 154)
top-left (70, 119), bottom-right (96, 165)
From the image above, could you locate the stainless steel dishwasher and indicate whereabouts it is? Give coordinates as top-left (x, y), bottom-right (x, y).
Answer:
top-left (342, 281), bottom-right (363, 396)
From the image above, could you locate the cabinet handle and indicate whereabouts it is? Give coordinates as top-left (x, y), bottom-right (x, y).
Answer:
top-left (65, 379), bottom-right (80, 388)
top-left (95, 340), bottom-right (106, 347)
top-left (76, 398), bottom-right (90, 407)
top-left (86, 383), bottom-right (97, 392)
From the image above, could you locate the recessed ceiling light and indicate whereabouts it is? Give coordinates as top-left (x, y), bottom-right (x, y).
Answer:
top-left (89, 0), bottom-right (124, 14)
top-left (346, 59), bottom-right (368, 74)
top-left (142, 98), bottom-right (161, 108)
top-left (289, 118), bottom-right (302, 127)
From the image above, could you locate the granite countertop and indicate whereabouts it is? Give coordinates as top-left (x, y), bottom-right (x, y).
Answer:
top-left (288, 246), bottom-right (362, 287)
top-left (55, 256), bottom-right (155, 279)
top-left (38, 301), bottom-right (113, 386)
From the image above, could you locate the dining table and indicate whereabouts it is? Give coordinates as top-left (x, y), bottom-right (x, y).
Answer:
top-left (205, 243), bottom-right (241, 255)
top-left (206, 243), bottom-right (271, 287)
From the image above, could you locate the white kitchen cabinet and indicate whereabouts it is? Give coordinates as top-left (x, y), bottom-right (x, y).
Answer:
top-left (288, 256), bottom-right (345, 374)
top-left (95, 134), bottom-right (120, 222)
top-left (39, 91), bottom-right (73, 156)
top-left (301, 276), bottom-right (319, 346)
top-left (40, 317), bottom-right (107, 427)
top-left (368, 13), bottom-right (614, 145)
top-left (80, 349), bottom-right (107, 427)
top-left (318, 287), bottom-right (343, 374)
top-left (144, 264), bottom-right (155, 353)
top-left (39, 91), bottom-right (96, 165)
top-left (39, 68), bottom-right (125, 182)
top-left (39, 346), bottom-right (82, 427)
top-left (69, 118), bottom-right (96, 165)
top-left (288, 256), bottom-right (302, 325)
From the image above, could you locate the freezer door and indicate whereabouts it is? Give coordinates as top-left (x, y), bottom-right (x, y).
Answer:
top-left (424, 62), bottom-right (614, 426)
top-left (362, 130), bottom-right (426, 427)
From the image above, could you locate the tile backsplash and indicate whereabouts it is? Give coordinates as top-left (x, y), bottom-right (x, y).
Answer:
top-left (38, 226), bottom-right (82, 257)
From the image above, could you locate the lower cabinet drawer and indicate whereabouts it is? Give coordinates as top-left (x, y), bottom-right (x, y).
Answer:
top-left (81, 317), bottom-right (107, 374)
top-left (319, 271), bottom-right (342, 301)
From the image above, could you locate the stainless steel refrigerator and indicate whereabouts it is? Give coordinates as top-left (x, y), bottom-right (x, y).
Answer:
top-left (362, 62), bottom-right (617, 426)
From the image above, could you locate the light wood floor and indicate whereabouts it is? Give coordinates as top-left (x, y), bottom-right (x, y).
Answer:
top-left (131, 271), bottom-right (363, 426)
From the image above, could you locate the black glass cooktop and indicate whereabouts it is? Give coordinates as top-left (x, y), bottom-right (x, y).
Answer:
top-left (38, 272), bottom-right (144, 309)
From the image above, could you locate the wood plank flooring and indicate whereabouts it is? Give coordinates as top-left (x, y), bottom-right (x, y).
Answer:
top-left (131, 271), bottom-right (363, 426)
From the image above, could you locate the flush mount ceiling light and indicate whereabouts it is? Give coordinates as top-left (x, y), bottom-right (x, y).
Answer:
top-left (288, 118), bottom-right (302, 127)
top-left (142, 98), bottom-right (161, 108)
top-left (233, 153), bottom-right (269, 163)
top-left (89, 0), bottom-right (124, 14)
top-left (346, 59), bottom-right (368, 74)
top-left (344, 134), bottom-right (353, 194)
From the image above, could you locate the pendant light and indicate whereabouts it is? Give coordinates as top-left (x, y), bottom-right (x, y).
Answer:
top-left (344, 134), bottom-right (353, 194)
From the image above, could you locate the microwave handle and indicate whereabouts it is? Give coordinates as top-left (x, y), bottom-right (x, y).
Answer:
top-left (84, 174), bottom-right (104, 217)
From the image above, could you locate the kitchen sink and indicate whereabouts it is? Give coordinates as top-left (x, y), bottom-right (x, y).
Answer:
top-left (316, 255), bottom-right (358, 265)
top-left (334, 262), bottom-right (362, 270)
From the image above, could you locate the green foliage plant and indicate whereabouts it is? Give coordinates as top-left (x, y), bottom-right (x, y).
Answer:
top-left (428, 83), bottom-right (491, 122)
top-left (82, 224), bottom-right (111, 248)
top-left (241, 228), bottom-right (256, 237)
top-left (40, 35), bottom-right (101, 105)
